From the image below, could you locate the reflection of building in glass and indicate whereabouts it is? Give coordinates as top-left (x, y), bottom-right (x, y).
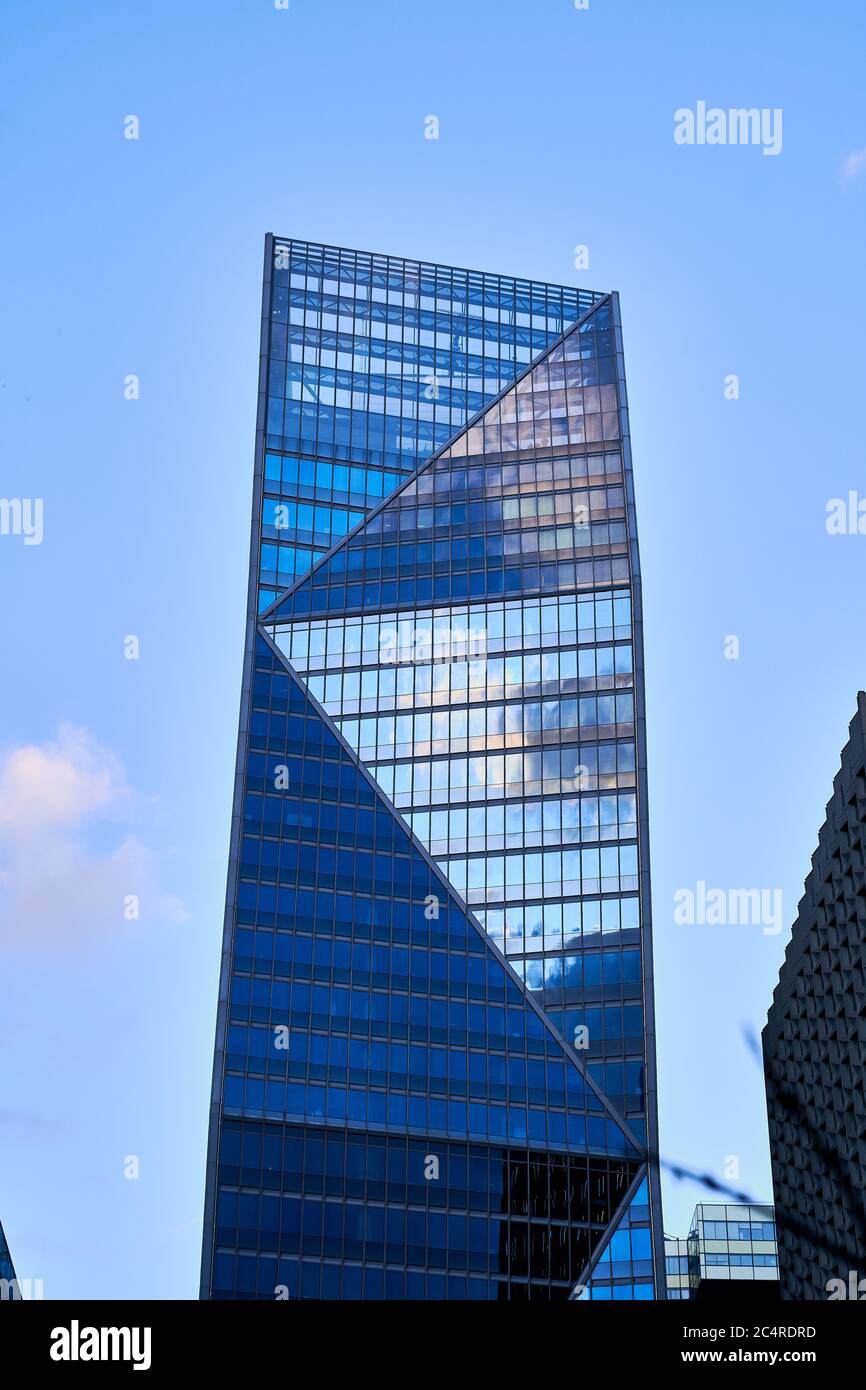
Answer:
top-left (201, 238), bottom-right (663, 1299)
top-left (764, 693), bottom-right (866, 1300)
top-left (665, 1203), bottom-right (779, 1300)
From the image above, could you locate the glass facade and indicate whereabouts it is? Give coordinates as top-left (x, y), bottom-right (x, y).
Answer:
top-left (665, 1234), bottom-right (691, 1300)
top-left (665, 1204), bottom-right (779, 1300)
top-left (201, 238), bottom-right (663, 1299)
top-left (575, 1176), bottom-right (655, 1300)
top-left (0, 1219), bottom-right (17, 1296)
top-left (257, 238), bottom-right (601, 615)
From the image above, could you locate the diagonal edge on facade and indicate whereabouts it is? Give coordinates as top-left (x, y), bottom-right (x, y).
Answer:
top-left (569, 1162), bottom-right (649, 1299)
top-left (257, 621), bottom-right (647, 1159)
top-left (258, 292), bottom-right (613, 623)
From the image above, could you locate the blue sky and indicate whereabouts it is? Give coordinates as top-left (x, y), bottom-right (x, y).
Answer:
top-left (1, 0), bottom-right (864, 1297)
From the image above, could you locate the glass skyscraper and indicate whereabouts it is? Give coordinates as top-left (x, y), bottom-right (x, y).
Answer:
top-left (0, 1219), bottom-right (17, 1297)
top-left (200, 237), bottom-right (663, 1300)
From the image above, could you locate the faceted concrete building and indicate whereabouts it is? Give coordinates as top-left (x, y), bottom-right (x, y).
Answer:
top-left (764, 693), bottom-right (866, 1299)
top-left (201, 237), bottom-right (663, 1299)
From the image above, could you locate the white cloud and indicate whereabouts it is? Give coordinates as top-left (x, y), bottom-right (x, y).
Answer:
top-left (841, 148), bottom-right (866, 185)
top-left (0, 725), bottom-right (127, 835)
top-left (0, 726), bottom-right (187, 952)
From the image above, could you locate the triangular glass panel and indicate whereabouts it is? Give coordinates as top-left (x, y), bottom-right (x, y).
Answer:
top-left (229, 632), bottom-right (638, 1160)
top-left (264, 296), bottom-right (622, 625)
top-left (0, 1218), bottom-right (16, 1288)
top-left (572, 1175), bottom-right (656, 1300)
